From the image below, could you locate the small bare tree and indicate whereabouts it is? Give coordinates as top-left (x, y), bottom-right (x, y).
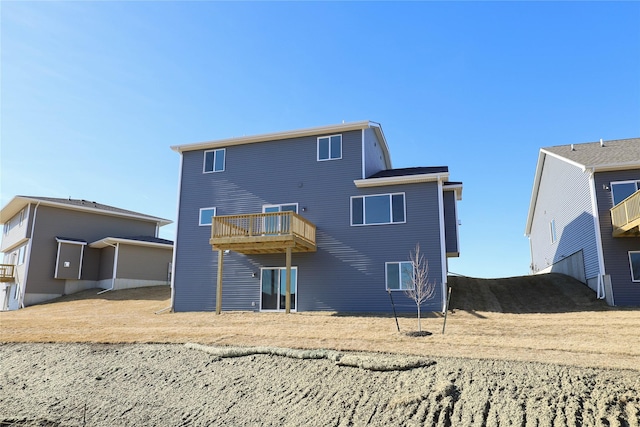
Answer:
top-left (403, 243), bottom-right (436, 332)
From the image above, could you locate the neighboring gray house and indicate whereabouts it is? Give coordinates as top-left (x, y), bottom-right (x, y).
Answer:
top-left (170, 121), bottom-right (462, 313)
top-left (525, 138), bottom-right (640, 306)
top-left (0, 196), bottom-right (173, 311)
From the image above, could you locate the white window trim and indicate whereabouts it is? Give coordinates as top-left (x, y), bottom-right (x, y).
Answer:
top-left (259, 266), bottom-right (298, 312)
top-left (610, 180), bottom-right (640, 206)
top-left (317, 134), bottom-right (342, 161)
top-left (203, 148), bottom-right (226, 173)
top-left (385, 261), bottom-right (414, 291)
top-left (350, 193), bottom-right (406, 226)
top-left (629, 251), bottom-right (640, 283)
top-left (550, 219), bottom-right (557, 244)
top-left (199, 207), bottom-right (216, 226)
top-left (262, 203), bottom-right (299, 213)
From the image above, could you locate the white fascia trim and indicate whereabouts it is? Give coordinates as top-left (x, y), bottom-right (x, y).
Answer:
top-left (586, 161), bottom-right (640, 172)
top-left (354, 172), bottom-right (449, 188)
top-left (525, 151), bottom-right (546, 236)
top-left (541, 149), bottom-right (586, 171)
top-left (443, 184), bottom-right (463, 200)
top-left (171, 120), bottom-right (376, 153)
top-left (1, 237), bottom-right (30, 254)
top-left (1, 196), bottom-right (172, 227)
top-left (89, 237), bottom-right (173, 249)
top-left (55, 238), bottom-right (87, 246)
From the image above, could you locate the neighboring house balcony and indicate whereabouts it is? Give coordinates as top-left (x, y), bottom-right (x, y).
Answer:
top-left (0, 264), bottom-right (15, 283)
top-left (210, 212), bottom-right (317, 254)
top-left (611, 189), bottom-right (640, 237)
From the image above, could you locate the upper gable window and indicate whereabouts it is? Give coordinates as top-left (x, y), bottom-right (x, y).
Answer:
top-left (203, 149), bottom-right (225, 173)
top-left (351, 193), bottom-right (406, 226)
top-left (611, 180), bottom-right (640, 206)
top-left (318, 135), bottom-right (342, 161)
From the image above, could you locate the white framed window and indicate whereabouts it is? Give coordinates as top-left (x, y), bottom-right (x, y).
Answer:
top-left (629, 252), bottom-right (640, 282)
top-left (199, 207), bottom-right (216, 226)
top-left (317, 134), bottom-right (342, 161)
top-left (203, 149), bottom-right (225, 173)
top-left (262, 203), bottom-right (298, 214)
top-left (19, 209), bottom-right (25, 226)
top-left (385, 261), bottom-right (414, 291)
top-left (17, 245), bottom-right (26, 265)
top-left (351, 193), bottom-right (406, 226)
top-left (611, 180), bottom-right (640, 206)
top-left (550, 219), bottom-right (557, 243)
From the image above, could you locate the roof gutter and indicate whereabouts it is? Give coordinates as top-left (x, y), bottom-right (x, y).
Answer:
top-left (353, 172), bottom-right (449, 188)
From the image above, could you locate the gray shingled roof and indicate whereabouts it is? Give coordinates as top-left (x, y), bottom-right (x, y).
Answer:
top-left (367, 166), bottom-right (449, 179)
top-left (18, 196), bottom-right (170, 223)
top-left (543, 138), bottom-right (640, 168)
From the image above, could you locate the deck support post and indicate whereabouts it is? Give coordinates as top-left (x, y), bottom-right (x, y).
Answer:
top-left (285, 246), bottom-right (292, 314)
top-left (216, 249), bottom-right (224, 315)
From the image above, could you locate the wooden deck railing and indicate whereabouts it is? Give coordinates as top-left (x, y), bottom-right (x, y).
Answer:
top-left (0, 264), bottom-right (15, 283)
top-left (611, 189), bottom-right (640, 236)
top-left (211, 212), bottom-right (316, 247)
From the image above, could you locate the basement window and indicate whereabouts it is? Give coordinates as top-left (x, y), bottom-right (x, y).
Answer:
top-left (629, 252), bottom-right (640, 282)
top-left (385, 261), bottom-right (414, 291)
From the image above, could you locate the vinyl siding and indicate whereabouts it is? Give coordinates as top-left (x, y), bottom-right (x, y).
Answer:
top-left (529, 155), bottom-right (598, 282)
top-left (363, 128), bottom-right (387, 178)
top-left (173, 130), bottom-right (446, 312)
top-left (116, 245), bottom-right (172, 281)
top-left (26, 206), bottom-right (157, 295)
top-left (594, 169), bottom-right (640, 306)
top-left (0, 205), bottom-right (31, 252)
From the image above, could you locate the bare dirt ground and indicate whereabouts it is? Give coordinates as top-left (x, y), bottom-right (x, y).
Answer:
top-left (1, 274), bottom-right (640, 426)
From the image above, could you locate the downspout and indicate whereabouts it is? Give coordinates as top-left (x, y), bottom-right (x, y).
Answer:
top-left (588, 168), bottom-right (607, 300)
top-left (97, 242), bottom-right (119, 294)
top-left (437, 176), bottom-right (448, 312)
top-left (20, 202), bottom-right (40, 308)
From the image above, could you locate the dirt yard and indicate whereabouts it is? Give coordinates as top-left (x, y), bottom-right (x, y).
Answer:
top-left (1, 274), bottom-right (639, 426)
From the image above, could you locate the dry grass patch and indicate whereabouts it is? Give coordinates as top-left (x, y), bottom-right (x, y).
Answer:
top-left (1, 283), bottom-right (639, 371)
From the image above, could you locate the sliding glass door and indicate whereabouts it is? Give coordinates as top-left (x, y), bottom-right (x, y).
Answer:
top-left (260, 267), bottom-right (297, 311)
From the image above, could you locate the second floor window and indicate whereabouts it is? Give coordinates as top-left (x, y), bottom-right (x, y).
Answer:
top-left (318, 135), bottom-right (342, 161)
top-left (351, 193), bottom-right (406, 226)
top-left (204, 149), bottom-right (225, 173)
top-left (611, 180), bottom-right (640, 206)
top-left (199, 207), bottom-right (216, 226)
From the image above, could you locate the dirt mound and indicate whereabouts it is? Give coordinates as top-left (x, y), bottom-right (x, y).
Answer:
top-left (448, 273), bottom-right (611, 313)
top-left (1, 343), bottom-right (638, 426)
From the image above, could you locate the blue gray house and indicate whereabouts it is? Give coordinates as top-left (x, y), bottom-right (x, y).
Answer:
top-left (170, 121), bottom-right (462, 313)
top-left (525, 138), bottom-right (640, 306)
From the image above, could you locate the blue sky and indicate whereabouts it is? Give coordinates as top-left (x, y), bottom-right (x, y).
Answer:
top-left (2, 1), bottom-right (639, 278)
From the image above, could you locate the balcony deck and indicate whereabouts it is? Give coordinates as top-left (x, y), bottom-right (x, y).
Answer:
top-left (210, 212), bottom-right (316, 254)
top-left (0, 264), bottom-right (15, 283)
top-left (611, 189), bottom-right (640, 237)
